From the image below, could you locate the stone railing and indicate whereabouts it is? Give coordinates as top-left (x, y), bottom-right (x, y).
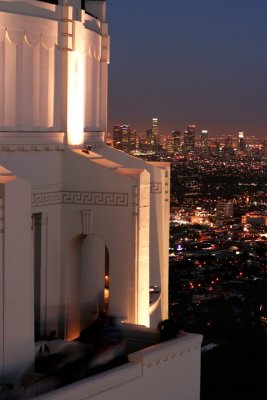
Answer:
top-left (31, 332), bottom-right (202, 400)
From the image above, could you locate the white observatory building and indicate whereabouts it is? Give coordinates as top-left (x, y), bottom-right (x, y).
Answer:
top-left (0, 1), bottom-right (202, 398)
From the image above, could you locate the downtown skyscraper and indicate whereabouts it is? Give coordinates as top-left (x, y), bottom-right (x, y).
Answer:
top-left (183, 124), bottom-right (196, 153)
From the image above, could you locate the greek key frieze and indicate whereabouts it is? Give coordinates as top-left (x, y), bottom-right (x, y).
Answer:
top-left (62, 192), bottom-right (83, 204)
top-left (32, 192), bottom-right (62, 207)
top-left (32, 191), bottom-right (128, 207)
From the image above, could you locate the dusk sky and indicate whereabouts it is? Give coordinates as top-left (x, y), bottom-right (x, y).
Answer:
top-left (107, 0), bottom-right (267, 137)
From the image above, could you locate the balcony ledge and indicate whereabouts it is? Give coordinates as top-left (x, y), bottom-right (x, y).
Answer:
top-left (31, 332), bottom-right (203, 400)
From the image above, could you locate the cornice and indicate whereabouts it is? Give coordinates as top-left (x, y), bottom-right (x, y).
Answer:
top-left (0, 144), bottom-right (65, 151)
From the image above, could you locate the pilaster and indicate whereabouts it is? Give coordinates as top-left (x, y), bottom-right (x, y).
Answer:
top-left (0, 171), bottom-right (34, 382)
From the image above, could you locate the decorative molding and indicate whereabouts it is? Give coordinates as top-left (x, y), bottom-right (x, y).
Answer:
top-left (128, 333), bottom-right (203, 368)
top-left (81, 210), bottom-right (93, 235)
top-left (143, 343), bottom-right (198, 368)
top-left (60, 5), bottom-right (73, 51)
top-left (131, 186), bottom-right (138, 217)
top-left (143, 342), bottom-right (201, 368)
top-left (151, 182), bottom-right (162, 194)
top-left (32, 191), bottom-right (128, 208)
top-left (0, 144), bottom-right (65, 152)
top-left (32, 192), bottom-right (61, 207)
top-left (1, 27), bottom-right (57, 49)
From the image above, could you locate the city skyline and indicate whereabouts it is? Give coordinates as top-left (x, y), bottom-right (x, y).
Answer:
top-left (107, 0), bottom-right (267, 137)
top-left (111, 119), bottom-right (264, 141)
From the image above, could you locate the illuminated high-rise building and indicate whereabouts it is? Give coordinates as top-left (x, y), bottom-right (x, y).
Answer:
top-left (200, 130), bottom-right (208, 151)
top-left (113, 125), bottom-right (136, 153)
top-left (152, 117), bottom-right (159, 137)
top-left (223, 135), bottom-right (234, 156)
top-left (216, 200), bottom-right (234, 218)
top-left (172, 130), bottom-right (181, 153)
top-left (238, 131), bottom-right (246, 151)
top-left (146, 128), bottom-right (153, 142)
top-left (146, 118), bottom-right (160, 152)
top-left (183, 125), bottom-right (196, 153)
top-left (164, 135), bottom-right (174, 154)
top-left (113, 125), bottom-right (123, 148)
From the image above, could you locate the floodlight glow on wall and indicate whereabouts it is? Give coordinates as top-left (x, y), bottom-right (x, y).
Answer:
top-left (137, 238), bottom-right (150, 327)
top-left (67, 51), bottom-right (85, 146)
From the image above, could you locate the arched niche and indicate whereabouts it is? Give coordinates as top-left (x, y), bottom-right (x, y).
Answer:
top-left (64, 234), bottom-right (109, 340)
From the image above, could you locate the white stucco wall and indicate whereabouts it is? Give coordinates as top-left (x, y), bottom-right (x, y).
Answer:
top-left (93, 146), bottom-right (171, 327)
top-left (0, 143), bottom-right (154, 342)
top-left (0, 171), bottom-right (34, 382)
top-left (61, 149), bottom-right (151, 329)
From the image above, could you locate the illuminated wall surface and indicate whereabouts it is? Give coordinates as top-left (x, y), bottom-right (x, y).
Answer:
top-left (67, 51), bottom-right (85, 145)
top-left (0, 3), bottom-right (202, 400)
top-left (0, 0), bottom-right (107, 144)
top-left (0, 24), bottom-right (56, 128)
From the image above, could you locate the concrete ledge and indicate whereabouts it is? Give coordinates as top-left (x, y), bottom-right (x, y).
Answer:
top-left (129, 332), bottom-right (202, 367)
top-left (0, 132), bottom-right (65, 149)
top-left (32, 362), bottom-right (142, 400)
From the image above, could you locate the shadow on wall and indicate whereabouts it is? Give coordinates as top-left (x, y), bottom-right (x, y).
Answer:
top-left (33, 233), bottom-right (110, 342)
top-left (64, 234), bottom-right (109, 340)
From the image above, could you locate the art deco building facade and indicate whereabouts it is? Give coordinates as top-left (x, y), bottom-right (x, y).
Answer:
top-left (0, 1), bottom-right (202, 398)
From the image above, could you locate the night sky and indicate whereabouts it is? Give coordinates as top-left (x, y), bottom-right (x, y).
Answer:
top-left (107, 0), bottom-right (267, 137)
